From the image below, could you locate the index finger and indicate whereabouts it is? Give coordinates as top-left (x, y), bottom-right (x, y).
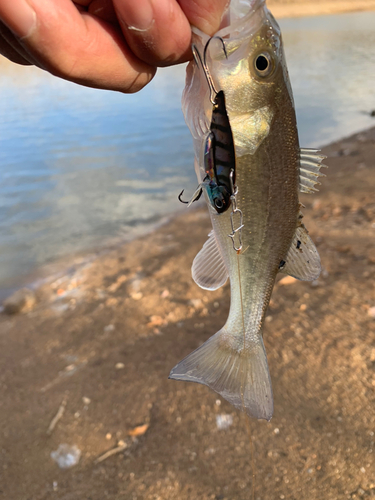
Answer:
top-left (116, 0), bottom-right (229, 67)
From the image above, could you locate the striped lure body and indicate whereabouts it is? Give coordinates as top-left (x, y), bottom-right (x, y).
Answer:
top-left (203, 90), bottom-right (236, 213)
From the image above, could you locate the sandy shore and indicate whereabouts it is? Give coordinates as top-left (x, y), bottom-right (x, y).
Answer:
top-left (268, 0), bottom-right (375, 18)
top-left (0, 126), bottom-right (374, 499)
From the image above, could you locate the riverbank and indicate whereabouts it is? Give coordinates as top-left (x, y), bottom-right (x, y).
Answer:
top-left (0, 126), bottom-right (374, 499)
top-left (268, 0), bottom-right (375, 18)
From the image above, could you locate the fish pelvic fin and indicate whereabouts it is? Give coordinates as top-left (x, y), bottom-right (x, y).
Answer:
top-left (192, 230), bottom-right (229, 291)
top-left (169, 328), bottom-right (273, 421)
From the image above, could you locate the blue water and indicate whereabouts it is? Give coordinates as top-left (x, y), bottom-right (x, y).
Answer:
top-left (0, 10), bottom-right (374, 293)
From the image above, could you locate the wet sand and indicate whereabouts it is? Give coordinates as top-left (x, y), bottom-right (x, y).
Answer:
top-left (268, 0), bottom-right (375, 17)
top-left (1, 126), bottom-right (374, 499)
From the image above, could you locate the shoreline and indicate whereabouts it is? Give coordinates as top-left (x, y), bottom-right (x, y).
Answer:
top-left (268, 0), bottom-right (375, 18)
top-left (2, 124), bottom-right (375, 307)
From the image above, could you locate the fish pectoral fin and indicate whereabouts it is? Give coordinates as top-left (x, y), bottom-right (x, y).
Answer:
top-left (299, 148), bottom-right (328, 194)
top-left (230, 106), bottom-right (274, 157)
top-left (169, 328), bottom-right (273, 421)
top-left (281, 222), bottom-right (321, 281)
top-left (192, 230), bottom-right (228, 291)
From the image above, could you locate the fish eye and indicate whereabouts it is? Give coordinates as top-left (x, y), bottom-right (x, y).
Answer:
top-left (254, 52), bottom-right (273, 77)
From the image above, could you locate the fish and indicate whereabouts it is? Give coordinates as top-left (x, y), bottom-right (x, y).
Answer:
top-left (169, 0), bottom-right (326, 421)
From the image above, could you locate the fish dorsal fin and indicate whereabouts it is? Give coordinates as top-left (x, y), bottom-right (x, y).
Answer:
top-left (299, 148), bottom-right (328, 194)
top-left (281, 221), bottom-right (321, 281)
top-left (192, 230), bottom-right (228, 290)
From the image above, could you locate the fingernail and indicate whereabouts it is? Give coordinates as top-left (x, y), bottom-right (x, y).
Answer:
top-left (0, 0), bottom-right (36, 38)
top-left (119, 0), bottom-right (154, 31)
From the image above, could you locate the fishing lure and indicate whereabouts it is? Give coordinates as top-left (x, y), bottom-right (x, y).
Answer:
top-left (179, 38), bottom-right (237, 216)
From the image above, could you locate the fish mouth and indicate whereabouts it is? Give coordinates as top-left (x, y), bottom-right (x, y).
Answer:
top-left (192, 0), bottom-right (274, 49)
top-left (220, 0), bottom-right (266, 28)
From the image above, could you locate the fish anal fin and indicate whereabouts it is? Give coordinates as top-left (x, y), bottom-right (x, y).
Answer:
top-left (299, 148), bottom-right (328, 194)
top-left (192, 230), bottom-right (228, 291)
top-left (169, 328), bottom-right (273, 421)
top-left (281, 222), bottom-right (321, 281)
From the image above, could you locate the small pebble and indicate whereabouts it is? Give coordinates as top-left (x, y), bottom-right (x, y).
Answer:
top-left (274, 428), bottom-right (280, 435)
top-left (161, 289), bottom-right (170, 298)
top-left (82, 397), bottom-right (91, 405)
top-left (51, 444), bottom-right (81, 469)
top-left (106, 433), bottom-right (112, 440)
top-left (216, 414), bottom-right (233, 430)
top-left (104, 324), bottom-right (115, 332)
top-left (189, 298), bottom-right (203, 309)
top-left (3, 288), bottom-right (36, 315)
top-left (368, 307), bottom-right (375, 319)
top-left (115, 363), bottom-right (125, 370)
top-left (360, 467), bottom-right (366, 473)
top-left (130, 278), bottom-right (142, 293)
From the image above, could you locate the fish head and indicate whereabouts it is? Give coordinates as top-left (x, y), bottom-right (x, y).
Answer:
top-left (212, 3), bottom-right (292, 117)
top-left (182, 0), bottom-right (295, 171)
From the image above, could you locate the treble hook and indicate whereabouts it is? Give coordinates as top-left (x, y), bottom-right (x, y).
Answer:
top-left (178, 190), bottom-right (189, 204)
top-left (192, 36), bottom-right (227, 105)
top-left (178, 187), bottom-right (203, 206)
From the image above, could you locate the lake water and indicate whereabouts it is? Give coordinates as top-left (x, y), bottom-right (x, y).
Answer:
top-left (0, 10), bottom-right (374, 296)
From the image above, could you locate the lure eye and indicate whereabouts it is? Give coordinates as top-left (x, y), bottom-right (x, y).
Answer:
top-left (214, 198), bottom-right (224, 210)
top-left (254, 52), bottom-right (273, 77)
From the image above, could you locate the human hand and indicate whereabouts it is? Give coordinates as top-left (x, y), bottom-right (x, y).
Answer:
top-left (0, 0), bottom-right (228, 93)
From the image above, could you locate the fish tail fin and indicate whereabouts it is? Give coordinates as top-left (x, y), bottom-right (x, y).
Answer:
top-left (169, 328), bottom-right (273, 421)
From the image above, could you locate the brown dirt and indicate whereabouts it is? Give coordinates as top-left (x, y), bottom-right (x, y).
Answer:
top-left (1, 126), bottom-right (374, 500)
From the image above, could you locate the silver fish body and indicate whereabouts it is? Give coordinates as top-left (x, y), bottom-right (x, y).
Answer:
top-left (169, 0), bottom-right (325, 420)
